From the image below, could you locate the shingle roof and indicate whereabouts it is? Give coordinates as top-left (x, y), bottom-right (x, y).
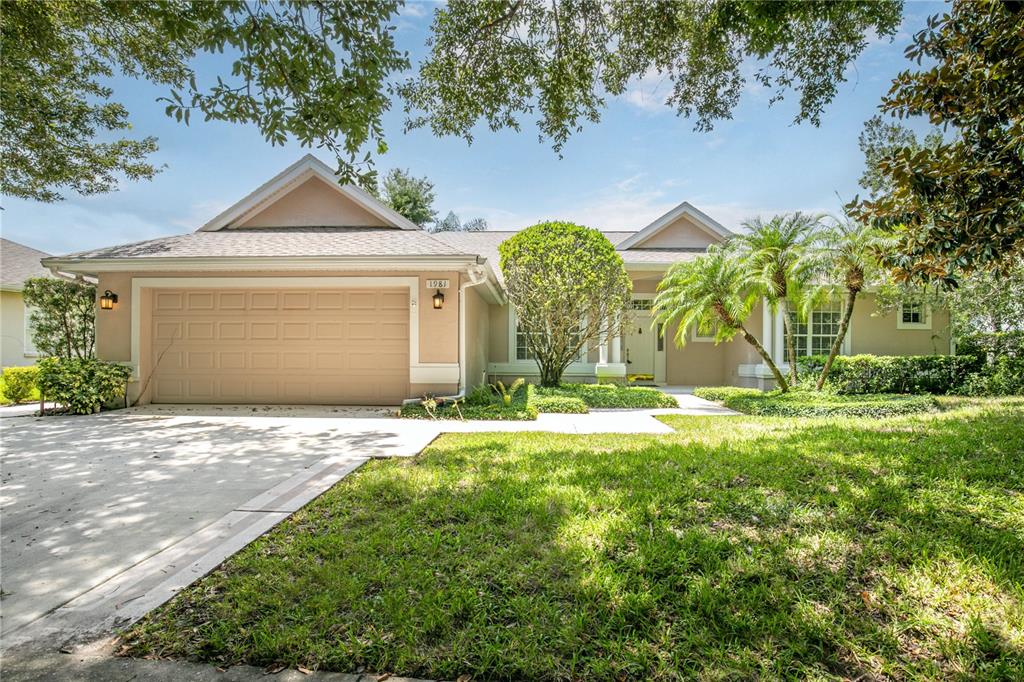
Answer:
top-left (56, 228), bottom-right (467, 260)
top-left (1, 238), bottom-right (52, 289)
top-left (431, 231), bottom-right (704, 284)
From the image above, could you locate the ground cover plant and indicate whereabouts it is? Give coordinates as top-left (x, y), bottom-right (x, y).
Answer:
top-left (122, 398), bottom-right (1024, 680)
top-left (399, 383), bottom-right (538, 421)
top-left (533, 383), bottom-right (678, 410)
top-left (717, 389), bottom-right (938, 418)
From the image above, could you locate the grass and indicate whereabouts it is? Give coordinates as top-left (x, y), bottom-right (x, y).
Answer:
top-left (122, 398), bottom-right (1024, 680)
top-left (695, 386), bottom-right (938, 418)
top-left (401, 381), bottom-right (677, 419)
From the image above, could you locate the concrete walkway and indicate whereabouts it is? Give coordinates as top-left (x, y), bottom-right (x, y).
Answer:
top-left (1, 395), bottom-right (735, 673)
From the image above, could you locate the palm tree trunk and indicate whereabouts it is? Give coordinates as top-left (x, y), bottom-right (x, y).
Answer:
top-left (816, 288), bottom-right (858, 390)
top-left (739, 324), bottom-right (789, 392)
top-left (781, 300), bottom-right (798, 385)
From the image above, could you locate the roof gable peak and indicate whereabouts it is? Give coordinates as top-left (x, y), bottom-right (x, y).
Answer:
top-left (617, 201), bottom-right (733, 251)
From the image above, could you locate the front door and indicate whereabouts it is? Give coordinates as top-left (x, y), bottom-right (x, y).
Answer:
top-left (624, 301), bottom-right (655, 380)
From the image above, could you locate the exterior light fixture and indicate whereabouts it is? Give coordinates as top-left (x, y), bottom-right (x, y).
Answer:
top-left (99, 290), bottom-right (118, 310)
top-left (432, 289), bottom-right (445, 310)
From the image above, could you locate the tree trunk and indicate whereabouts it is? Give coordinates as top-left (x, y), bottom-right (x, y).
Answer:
top-left (739, 325), bottom-right (789, 392)
top-left (816, 288), bottom-right (858, 390)
top-left (781, 299), bottom-right (799, 385)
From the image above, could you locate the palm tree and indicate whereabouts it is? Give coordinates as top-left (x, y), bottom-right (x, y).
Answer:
top-left (803, 218), bottom-right (889, 390)
top-left (654, 245), bottom-right (790, 391)
top-left (731, 213), bottom-right (823, 385)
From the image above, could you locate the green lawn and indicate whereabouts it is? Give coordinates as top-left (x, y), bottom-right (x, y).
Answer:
top-left (122, 398), bottom-right (1024, 680)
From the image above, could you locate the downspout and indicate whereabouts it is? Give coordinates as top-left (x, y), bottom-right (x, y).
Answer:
top-left (402, 264), bottom-right (490, 405)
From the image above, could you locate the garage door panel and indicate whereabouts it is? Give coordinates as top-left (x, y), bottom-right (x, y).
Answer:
top-left (151, 287), bottom-right (409, 404)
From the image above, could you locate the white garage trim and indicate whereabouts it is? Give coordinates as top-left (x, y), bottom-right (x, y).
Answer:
top-left (130, 276), bottom-right (430, 384)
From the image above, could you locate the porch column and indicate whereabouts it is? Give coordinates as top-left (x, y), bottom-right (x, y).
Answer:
top-left (598, 335), bottom-right (609, 364)
top-left (610, 333), bottom-right (621, 363)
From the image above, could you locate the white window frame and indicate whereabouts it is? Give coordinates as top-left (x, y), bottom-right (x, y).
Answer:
top-left (691, 324), bottom-right (717, 343)
top-left (778, 301), bottom-right (850, 360)
top-left (508, 307), bottom-right (587, 366)
top-left (897, 301), bottom-right (932, 330)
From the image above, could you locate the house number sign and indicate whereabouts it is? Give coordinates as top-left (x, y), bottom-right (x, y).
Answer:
top-left (427, 279), bottom-right (450, 289)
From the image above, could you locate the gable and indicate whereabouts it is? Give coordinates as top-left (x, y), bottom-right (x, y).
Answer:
top-left (236, 177), bottom-right (389, 228)
top-left (629, 214), bottom-right (721, 249)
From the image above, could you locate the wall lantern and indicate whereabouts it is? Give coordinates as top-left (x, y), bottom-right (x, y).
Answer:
top-left (99, 290), bottom-right (118, 310)
top-left (432, 289), bottom-right (445, 310)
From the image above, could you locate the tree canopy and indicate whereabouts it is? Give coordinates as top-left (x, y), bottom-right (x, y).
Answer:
top-left (1, 0), bottom-right (405, 201)
top-left (853, 0), bottom-right (1024, 281)
top-left (378, 168), bottom-right (437, 227)
top-left (432, 211), bottom-right (488, 233)
top-left (2, 1), bottom-right (904, 203)
top-left (499, 222), bottom-right (631, 386)
top-left (22, 277), bottom-right (96, 360)
top-left (402, 1), bottom-right (902, 150)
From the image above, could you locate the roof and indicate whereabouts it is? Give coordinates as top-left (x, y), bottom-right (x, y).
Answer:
top-left (1, 238), bottom-right (52, 290)
top-left (199, 155), bottom-right (420, 231)
top-left (431, 230), bottom-right (706, 284)
top-left (616, 201), bottom-right (733, 250)
top-left (55, 228), bottom-right (466, 260)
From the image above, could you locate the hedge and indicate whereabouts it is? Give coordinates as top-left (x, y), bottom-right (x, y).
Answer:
top-left (1, 366), bottom-right (39, 404)
top-left (956, 356), bottom-right (1024, 396)
top-left (36, 358), bottom-right (133, 414)
top-left (796, 354), bottom-right (983, 394)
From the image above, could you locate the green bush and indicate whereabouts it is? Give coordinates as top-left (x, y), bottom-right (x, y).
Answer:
top-left (956, 331), bottom-right (1024, 359)
top-left (693, 386), bottom-right (762, 402)
top-left (722, 390), bottom-right (937, 418)
top-left (532, 394), bottom-right (589, 414)
top-left (535, 383), bottom-right (677, 409)
top-left (796, 354), bottom-right (983, 394)
top-left (36, 357), bottom-right (133, 414)
top-left (1, 366), bottom-right (39, 404)
top-left (401, 384), bottom-right (539, 421)
top-left (957, 357), bottom-right (1024, 396)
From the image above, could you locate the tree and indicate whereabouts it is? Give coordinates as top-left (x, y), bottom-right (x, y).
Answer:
top-left (431, 211), bottom-right (488, 233)
top-left (21, 277), bottom-right (96, 360)
top-left (402, 1), bottom-right (902, 151)
top-left (654, 246), bottom-right (789, 391)
top-left (499, 222), bottom-right (631, 386)
top-left (802, 219), bottom-right (890, 390)
top-left (730, 213), bottom-right (821, 385)
top-left (379, 169), bottom-right (437, 227)
top-left (853, 0), bottom-right (1024, 281)
top-left (857, 115), bottom-right (942, 200)
top-left (0, 0), bottom-right (406, 201)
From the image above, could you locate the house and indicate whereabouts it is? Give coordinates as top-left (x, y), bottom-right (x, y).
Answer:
top-left (42, 156), bottom-right (953, 405)
top-left (1, 238), bottom-right (52, 367)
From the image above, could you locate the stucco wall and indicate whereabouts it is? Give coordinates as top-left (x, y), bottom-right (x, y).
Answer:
top-left (464, 285), bottom-right (490, 390)
top-left (237, 177), bottom-right (389, 228)
top-left (634, 215), bottom-right (720, 249)
top-left (488, 303), bottom-right (509, 364)
top-left (1, 290), bottom-right (34, 367)
top-left (95, 270), bottom-right (463, 403)
top-left (849, 292), bottom-right (952, 355)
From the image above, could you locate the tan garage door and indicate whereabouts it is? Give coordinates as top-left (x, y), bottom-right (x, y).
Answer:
top-left (150, 288), bottom-right (409, 405)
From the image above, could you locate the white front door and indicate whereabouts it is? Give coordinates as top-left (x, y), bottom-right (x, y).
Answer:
top-left (624, 307), bottom-right (655, 378)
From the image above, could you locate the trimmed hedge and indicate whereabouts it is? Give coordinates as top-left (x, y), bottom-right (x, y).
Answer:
top-left (956, 356), bottom-right (1024, 396)
top-left (531, 395), bottom-right (589, 414)
top-left (796, 354), bottom-right (983, 394)
top-left (36, 357), bottom-right (132, 414)
top-left (693, 386), bottom-right (762, 402)
top-left (722, 390), bottom-right (938, 418)
top-left (535, 383), bottom-right (678, 409)
top-left (1, 366), bottom-right (39, 404)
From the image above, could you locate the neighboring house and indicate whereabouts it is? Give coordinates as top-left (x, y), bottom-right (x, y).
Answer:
top-left (42, 155), bottom-right (953, 405)
top-left (1, 238), bottom-right (52, 367)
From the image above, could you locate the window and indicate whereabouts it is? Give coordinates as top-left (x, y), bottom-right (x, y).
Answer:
top-left (692, 322), bottom-right (719, 342)
top-left (515, 320), bottom-right (583, 361)
top-left (897, 301), bottom-right (931, 329)
top-left (784, 301), bottom-right (843, 358)
top-left (630, 298), bottom-right (653, 311)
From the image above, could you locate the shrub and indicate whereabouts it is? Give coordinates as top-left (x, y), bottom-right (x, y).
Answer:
top-left (722, 390), bottom-right (937, 418)
top-left (401, 385), bottom-right (539, 421)
top-left (535, 383), bottom-right (677, 409)
top-left (957, 357), bottom-right (1024, 396)
top-left (531, 395), bottom-right (588, 414)
top-left (796, 354), bottom-right (982, 394)
top-left (956, 331), bottom-right (1023, 359)
top-left (693, 386), bottom-right (762, 402)
top-left (2, 366), bottom-right (39, 404)
top-left (36, 357), bottom-right (133, 414)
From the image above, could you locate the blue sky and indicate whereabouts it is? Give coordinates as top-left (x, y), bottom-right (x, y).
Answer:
top-left (1, 1), bottom-right (943, 255)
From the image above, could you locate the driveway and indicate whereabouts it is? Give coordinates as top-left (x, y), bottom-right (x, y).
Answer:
top-left (1, 397), bottom-right (733, 652)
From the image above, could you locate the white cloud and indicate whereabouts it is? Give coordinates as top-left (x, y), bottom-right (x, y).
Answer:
top-left (620, 69), bottom-right (673, 113)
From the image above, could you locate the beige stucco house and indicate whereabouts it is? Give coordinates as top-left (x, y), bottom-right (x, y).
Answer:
top-left (1, 238), bottom-right (53, 368)
top-left (42, 155), bottom-right (952, 405)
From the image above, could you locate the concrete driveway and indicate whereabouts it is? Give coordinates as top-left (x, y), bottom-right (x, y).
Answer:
top-left (1, 397), bottom-right (733, 653)
top-left (0, 407), bottom-right (443, 651)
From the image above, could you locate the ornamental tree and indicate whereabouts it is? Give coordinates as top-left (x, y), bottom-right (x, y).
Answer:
top-left (21, 277), bottom-right (96, 360)
top-left (853, 0), bottom-right (1024, 280)
top-left (378, 168), bottom-right (437, 227)
top-left (498, 222), bottom-right (631, 387)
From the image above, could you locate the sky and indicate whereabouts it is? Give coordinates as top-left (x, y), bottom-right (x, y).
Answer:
top-left (1, 1), bottom-right (944, 256)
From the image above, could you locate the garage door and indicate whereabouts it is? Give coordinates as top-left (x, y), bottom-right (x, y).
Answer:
top-left (150, 288), bottom-right (409, 405)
